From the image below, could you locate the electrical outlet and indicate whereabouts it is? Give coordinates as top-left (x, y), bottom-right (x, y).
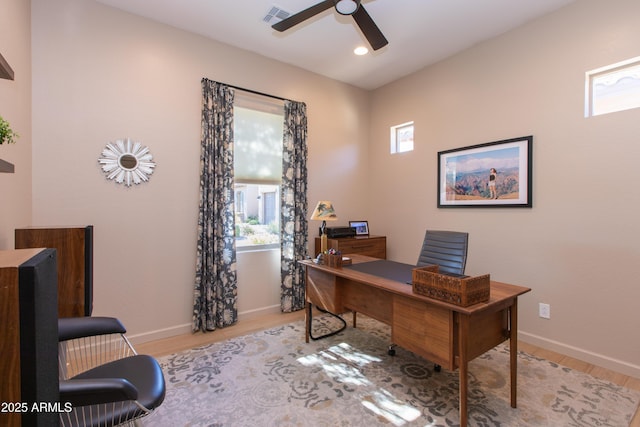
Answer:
top-left (539, 303), bottom-right (551, 319)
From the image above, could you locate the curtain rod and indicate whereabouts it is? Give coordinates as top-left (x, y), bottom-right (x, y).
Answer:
top-left (203, 78), bottom-right (303, 104)
top-left (226, 83), bottom-right (290, 103)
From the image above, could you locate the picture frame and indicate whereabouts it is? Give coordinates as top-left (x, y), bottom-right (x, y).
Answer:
top-left (349, 220), bottom-right (369, 236)
top-left (438, 136), bottom-right (532, 208)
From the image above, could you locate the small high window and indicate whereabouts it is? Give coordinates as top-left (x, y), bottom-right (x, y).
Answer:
top-left (390, 121), bottom-right (414, 154)
top-left (586, 56), bottom-right (640, 117)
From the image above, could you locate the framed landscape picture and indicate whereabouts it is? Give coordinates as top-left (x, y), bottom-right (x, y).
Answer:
top-left (437, 136), bottom-right (533, 208)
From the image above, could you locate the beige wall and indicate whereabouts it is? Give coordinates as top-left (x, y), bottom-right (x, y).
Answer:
top-left (0, 0), bottom-right (31, 249)
top-left (31, 0), bottom-right (371, 340)
top-left (369, 0), bottom-right (640, 376)
top-left (20, 0), bottom-right (640, 379)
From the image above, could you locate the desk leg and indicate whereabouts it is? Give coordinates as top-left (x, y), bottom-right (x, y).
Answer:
top-left (458, 314), bottom-right (469, 427)
top-left (305, 302), bottom-right (311, 343)
top-left (510, 299), bottom-right (518, 408)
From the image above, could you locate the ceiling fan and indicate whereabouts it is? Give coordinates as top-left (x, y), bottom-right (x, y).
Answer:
top-left (272, 0), bottom-right (388, 51)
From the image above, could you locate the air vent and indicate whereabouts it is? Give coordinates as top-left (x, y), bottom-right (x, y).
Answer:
top-left (263, 6), bottom-right (290, 24)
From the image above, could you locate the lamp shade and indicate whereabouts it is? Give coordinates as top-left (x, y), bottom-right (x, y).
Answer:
top-left (310, 201), bottom-right (338, 221)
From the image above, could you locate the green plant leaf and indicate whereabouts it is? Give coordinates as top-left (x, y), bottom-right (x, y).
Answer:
top-left (0, 115), bottom-right (19, 144)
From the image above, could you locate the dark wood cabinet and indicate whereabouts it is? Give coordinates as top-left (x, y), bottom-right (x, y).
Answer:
top-left (315, 235), bottom-right (386, 259)
top-left (15, 226), bottom-right (93, 317)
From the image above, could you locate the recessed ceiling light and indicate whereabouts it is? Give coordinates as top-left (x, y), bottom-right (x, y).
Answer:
top-left (354, 46), bottom-right (369, 56)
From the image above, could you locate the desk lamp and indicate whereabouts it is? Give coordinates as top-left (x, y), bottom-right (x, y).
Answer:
top-left (310, 201), bottom-right (338, 255)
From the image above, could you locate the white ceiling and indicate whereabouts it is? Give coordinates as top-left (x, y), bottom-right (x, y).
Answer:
top-left (96, 0), bottom-right (574, 90)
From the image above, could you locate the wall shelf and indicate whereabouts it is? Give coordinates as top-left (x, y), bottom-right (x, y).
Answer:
top-left (0, 158), bottom-right (15, 173)
top-left (1, 52), bottom-right (18, 171)
top-left (1, 52), bottom-right (14, 80)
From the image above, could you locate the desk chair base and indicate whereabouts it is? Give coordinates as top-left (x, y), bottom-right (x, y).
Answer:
top-left (307, 304), bottom-right (347, 341)
top-left (387, 344), bottom-right (441, 371)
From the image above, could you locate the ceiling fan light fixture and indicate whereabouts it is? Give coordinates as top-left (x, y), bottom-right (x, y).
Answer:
top-left (334, 0), bottom-right (360, 15)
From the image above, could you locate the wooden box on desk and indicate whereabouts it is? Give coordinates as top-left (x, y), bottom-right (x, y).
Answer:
top-left (412, 265), bottom-right (490, 307)
top-left (324, 253), bottom-right (343, 268)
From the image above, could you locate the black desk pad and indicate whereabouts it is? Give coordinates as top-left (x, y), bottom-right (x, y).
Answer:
top-left (344, 260), bottom-right (415, 284)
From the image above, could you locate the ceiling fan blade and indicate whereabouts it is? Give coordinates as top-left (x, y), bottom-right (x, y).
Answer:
top-left (272, 0), bottom-right (335, 32)
top-left (352, 5), bottom-right (388, 50)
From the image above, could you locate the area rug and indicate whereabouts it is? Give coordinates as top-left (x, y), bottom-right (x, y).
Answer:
top-left (143, 315), bottom-right (640, 426)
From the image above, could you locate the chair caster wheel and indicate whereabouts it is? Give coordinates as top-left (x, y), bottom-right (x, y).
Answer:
top-left (434, 364), bottom-right (441, 372)
top-left (388, 345), bottom-right (396, 356)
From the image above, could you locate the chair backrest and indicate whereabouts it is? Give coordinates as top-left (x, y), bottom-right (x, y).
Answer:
top-left (416, 230), bottom-right (469, 275)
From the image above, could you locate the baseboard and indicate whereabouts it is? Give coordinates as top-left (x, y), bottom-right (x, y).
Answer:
top-left (519, 331), bottom-right (640, 379)
top-left (127, 304), bottom-right (283, 345)
top-left (237, 304), bottom-right (282, 320)
top-left (128, 322), bottom-right (192, 345)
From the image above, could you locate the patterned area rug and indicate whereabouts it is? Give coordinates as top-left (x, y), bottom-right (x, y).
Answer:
top-left (144, 315), bottom-right (639, 426)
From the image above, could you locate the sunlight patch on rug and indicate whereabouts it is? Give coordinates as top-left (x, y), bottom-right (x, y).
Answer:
top-left (144, 316), bottom-right (640, 426)
top-left (298, 343), bottom-right (421, 425)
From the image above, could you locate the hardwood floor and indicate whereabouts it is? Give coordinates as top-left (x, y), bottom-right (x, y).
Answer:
top-left (136, 310), bottom-right (306, 358)
top-left (137, 311), bottom-right (640, 426)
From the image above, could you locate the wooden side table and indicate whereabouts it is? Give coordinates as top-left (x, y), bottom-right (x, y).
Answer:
top-left (314, 235), bottom-right (386, 259)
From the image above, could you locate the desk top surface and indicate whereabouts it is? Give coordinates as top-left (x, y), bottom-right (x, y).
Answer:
top-left (301, 254), bottom-right (531, 314)
top-left (317, 234), bottom-right (385, 240)
top-left (0, 248), bottom-right (48, 268)
top-left (344, 259), bottom-right (414, 283)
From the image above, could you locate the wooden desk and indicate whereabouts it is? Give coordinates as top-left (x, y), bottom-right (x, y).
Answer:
top-left (300, 255), bottom-right (531, 427)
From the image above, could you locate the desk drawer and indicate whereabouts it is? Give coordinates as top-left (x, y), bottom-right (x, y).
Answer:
top-left (341, 278), bottom-right (392, 325)
top-left (328, 236), bottom-right (386, 259)
top-left (392, 296), bottom-right (454, 370)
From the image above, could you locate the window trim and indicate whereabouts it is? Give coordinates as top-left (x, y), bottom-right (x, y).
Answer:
top-left (236, 242), bottom-right (280, 253)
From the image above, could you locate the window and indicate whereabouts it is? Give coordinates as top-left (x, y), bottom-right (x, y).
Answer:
top-left (233, 94), bottom-right (284, 251)
top-left (390, 121), bottom-right (414, 153)
top-left (586, 56), bottom-right (640, 117)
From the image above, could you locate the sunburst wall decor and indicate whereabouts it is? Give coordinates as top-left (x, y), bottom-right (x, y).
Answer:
top-left (98, 138), bottom-right (156, 187)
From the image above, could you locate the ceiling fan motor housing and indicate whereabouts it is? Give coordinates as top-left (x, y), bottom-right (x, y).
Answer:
top-left (334, 0), bottom-right (360, 15)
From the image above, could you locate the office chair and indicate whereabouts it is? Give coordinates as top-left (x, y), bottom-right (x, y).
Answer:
top-left (58, 316), bottom-right (166, 427)
top-left (416, 229), bottom-right (469, 275)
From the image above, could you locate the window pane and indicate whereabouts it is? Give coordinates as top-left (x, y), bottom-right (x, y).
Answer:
top-left (390, 122), bottom-right (414, 154)
top-left (235, 183), bottom-right (280, 250)
top-left (587, 58), bottom-right (640, 116)
top-left (234, 106), bottom-right (284, 183)
top-left (396, 124), bottom-right (414, 153)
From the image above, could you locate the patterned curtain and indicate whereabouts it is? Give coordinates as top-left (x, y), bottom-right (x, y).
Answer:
top-left (280, 101), bottom-right (309, 312)
top-left (193, 79), bottom-right (238, 332)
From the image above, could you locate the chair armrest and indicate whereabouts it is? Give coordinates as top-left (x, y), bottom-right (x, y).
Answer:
top-left (60, 378), bottom-right (138, 406)
top-left (59, 316), bottom-right (127, 341)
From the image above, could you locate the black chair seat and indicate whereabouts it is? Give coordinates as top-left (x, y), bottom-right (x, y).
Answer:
top-left (63, 355), bottom-right (165, 426)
